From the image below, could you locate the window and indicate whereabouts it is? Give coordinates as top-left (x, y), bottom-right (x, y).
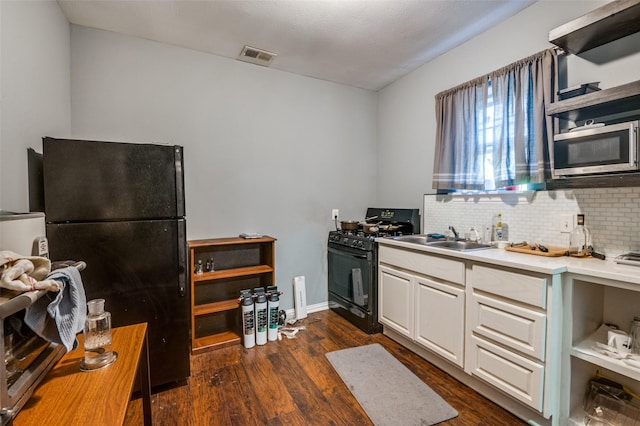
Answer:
top-left (433, 49), bottom-right (557, 192)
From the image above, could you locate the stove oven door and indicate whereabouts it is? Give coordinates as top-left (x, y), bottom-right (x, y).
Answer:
top-left (327, 244), bottom-right (374, 310)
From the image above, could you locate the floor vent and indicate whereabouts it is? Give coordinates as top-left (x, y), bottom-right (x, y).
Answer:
top-left (238, 45), bottom-right (277, 66)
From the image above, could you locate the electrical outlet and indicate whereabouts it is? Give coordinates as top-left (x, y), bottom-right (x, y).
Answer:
top-left (332, 209), bottom-right (339, 220)
top-left (559, 214), bottom-right (573, 233)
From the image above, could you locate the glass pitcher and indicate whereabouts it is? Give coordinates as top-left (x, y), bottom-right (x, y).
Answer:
top-left (81, 299), bottom-right (117, 370)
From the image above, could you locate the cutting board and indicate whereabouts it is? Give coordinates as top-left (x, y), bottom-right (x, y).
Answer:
top-left (505, 245), bottom-right (569, 257)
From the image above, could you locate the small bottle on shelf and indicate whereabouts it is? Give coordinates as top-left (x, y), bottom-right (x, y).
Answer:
top-left (569, 214), bottom-right (591, 257)
top-left (195, 260), bottom-right (203, 274)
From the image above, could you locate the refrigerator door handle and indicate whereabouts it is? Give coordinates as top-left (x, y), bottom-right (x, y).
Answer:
top-left (174, 146), bottom-right (186, 218)
top-left (178, 219), bottom-right (187, 297)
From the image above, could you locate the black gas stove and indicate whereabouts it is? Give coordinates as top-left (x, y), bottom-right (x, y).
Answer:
top-left (327, 208), bottom-right (420, 334)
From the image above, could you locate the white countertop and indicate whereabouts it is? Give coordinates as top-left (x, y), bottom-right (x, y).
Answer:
top-left (376, 237), bottom-right (640, 286)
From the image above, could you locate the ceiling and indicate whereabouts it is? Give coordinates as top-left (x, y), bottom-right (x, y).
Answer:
top-left (56, 0), bottom-right (537, 91)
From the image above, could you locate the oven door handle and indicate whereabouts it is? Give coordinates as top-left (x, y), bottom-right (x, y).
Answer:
top-left (328, 246), bottom-right (370, 259)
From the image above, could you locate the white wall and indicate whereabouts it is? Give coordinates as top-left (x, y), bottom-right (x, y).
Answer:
top-left (0, 0), bottom-right (70, 212)
top-left (377, 0), bottom-right (640, 207)
top-left (69, 25), bottom-right (378, 309)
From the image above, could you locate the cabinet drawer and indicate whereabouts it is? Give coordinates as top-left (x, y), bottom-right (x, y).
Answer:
top-left (471, 264), bottom-right (547, 309)
top-left (468, 335), bottom-right (544, 412)
top-left (379, 246), bottom-right (464, 285)
top-left (469, 293), bottom-right (546, 361)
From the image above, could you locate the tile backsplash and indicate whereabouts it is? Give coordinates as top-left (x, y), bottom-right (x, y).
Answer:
top-left (423, 187), bottom-right (640, 259)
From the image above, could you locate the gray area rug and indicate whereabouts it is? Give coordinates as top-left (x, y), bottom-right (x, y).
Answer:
top-left (326, 343), bottom-right (458, 425)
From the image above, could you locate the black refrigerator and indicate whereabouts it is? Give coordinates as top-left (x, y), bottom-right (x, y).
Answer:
top-left (42, 137), bottom-right (190, 388)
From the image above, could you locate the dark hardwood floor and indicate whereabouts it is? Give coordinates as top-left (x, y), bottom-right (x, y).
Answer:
top-left (125, 310), bottom-right (527, 425)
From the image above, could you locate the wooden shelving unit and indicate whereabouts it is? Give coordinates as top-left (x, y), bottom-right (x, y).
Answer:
top-left (188, 236), bottom-right (276, 354)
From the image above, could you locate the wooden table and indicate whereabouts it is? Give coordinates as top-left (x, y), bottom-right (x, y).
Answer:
top-left (14, 323), bottom-right (152, 426)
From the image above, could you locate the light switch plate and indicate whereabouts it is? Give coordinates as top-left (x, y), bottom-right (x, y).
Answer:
top-left (560, 214), bottom-right (573, 233)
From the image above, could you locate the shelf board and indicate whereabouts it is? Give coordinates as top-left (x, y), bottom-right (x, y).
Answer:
top-left (193, 299), bottom-right (239, 316)
top-left (193, 265), bottom-right (274, 282)
top-left (549, 0), bottom-right (640, 54)
top-left (188, 236), bottom-right (276, 248)
top-left (546, 80), bottom-right (640, 122)
top-left (571, 336), bottom-right (640, 382)
top-left (191, 331), bottom-right (241, 354)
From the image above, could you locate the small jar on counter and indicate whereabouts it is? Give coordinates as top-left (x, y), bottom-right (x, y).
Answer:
top-left (81, 299), bottom-right (117, 371)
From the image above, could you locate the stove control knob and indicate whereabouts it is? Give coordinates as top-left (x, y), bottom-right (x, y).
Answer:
top-left (356, 241), bottom-right (364, 249)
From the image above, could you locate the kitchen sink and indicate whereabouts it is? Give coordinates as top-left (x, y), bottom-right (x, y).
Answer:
top-left (391, 235), bottom-right (493, 251)
top-left (390, 235), bottom-right (433, 244)
top-left (426, 240), bottom-right (493, 251)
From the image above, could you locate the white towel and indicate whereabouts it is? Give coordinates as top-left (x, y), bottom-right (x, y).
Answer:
top-left (24, 266), bottom-right (87, 352)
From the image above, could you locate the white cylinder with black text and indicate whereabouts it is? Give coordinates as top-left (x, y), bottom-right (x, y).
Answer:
top-left (240, 290), bottom-right (255, 349)
top-left (267, 286), bottom-right (280, 341)
top-left (254, 288), bottom-right (268, 346)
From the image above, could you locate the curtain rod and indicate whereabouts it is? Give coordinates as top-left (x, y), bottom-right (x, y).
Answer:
top-left (552, 46), bottom-right (566, 55)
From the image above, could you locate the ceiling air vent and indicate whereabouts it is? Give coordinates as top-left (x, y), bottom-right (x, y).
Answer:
top-left (238, 45), bottom-right (277, 66)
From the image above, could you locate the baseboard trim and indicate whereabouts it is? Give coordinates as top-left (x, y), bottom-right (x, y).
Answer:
top-left (284, 302), bottom-right (328, 323)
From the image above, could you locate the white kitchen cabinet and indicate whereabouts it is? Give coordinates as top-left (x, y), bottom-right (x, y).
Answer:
top-left (415, 276), bottom-right (465, 366)
top-left (467, 263), bottom-right (550, 413)
top-left (377, 237), bottom-right (640, 425)
top-left (378, 245), bottom-right (465, 366)
top-left (379, 265), bottom-right (414, 339)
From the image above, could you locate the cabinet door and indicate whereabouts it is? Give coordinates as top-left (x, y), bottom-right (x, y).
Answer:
top-left (379, 265), bottom-right (414, 339)
top-left (415, 277), bottom-right (465, 367)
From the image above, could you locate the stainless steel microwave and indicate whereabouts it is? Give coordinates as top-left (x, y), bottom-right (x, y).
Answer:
top-left (552, 121), bottom-right (639, 177)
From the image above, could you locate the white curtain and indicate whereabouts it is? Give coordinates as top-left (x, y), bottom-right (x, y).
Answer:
top-left (433, 49), bottom-right (557, 191)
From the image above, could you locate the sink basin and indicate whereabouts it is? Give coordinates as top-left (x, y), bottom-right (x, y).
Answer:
top-left (391, 235), bottom-right (434, 244)
top-left (427, 240), bottom-right (493, 251)
top-left (390, 235), bottom-right (493, 251)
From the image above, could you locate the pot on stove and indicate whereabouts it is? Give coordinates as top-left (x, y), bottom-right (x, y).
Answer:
top-left (362, 222), bottom-right (380, 233)
top-left (340, 220), bottom-right (360, 231)
top-left (378, 223), bottom-right (401, 232)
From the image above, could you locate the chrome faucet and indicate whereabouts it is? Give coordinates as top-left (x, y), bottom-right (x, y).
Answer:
top-left (448, 226), bottom-right (459, 240)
